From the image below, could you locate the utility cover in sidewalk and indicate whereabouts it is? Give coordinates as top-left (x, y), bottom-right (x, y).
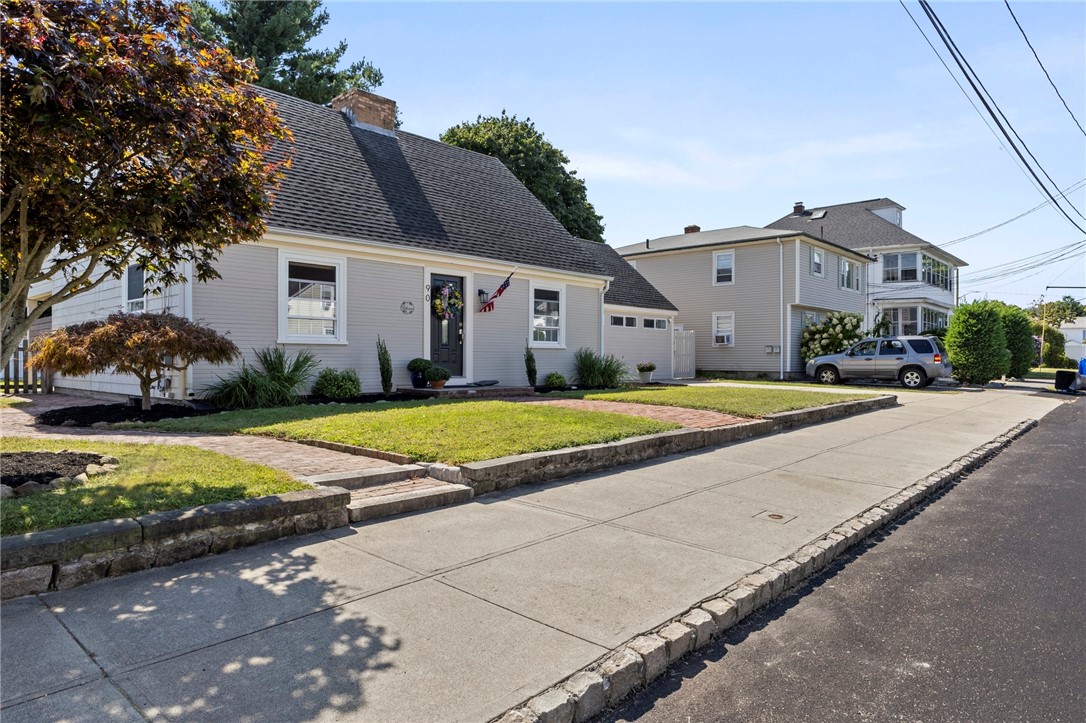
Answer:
top-left (754, 510), bottom-right (796, 524)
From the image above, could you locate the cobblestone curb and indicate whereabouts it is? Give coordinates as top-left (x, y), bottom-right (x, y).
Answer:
top-left (490, 418), bottom-right (1037, 723)
top-left (462, 395), bottom-right (894, 495)
top-left (0, 486), bottom-right (350, 600)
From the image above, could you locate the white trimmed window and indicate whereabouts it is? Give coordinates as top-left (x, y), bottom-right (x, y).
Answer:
top-left (530, 283), bottom-right (564, 347)
top-left (802, 311), bottom-right (822, 328)
top-left (712, 312), bottom-right (735, 346)
top-left (888, 306), bottom-right (919, 335)
top-left (610, 315), bottom-right (636, 327)
top-left (713, 251), bottom-right (734, 285)
top-left (882, 252), bottom-right (918, 283)
top-left (278, 252), bottom-right (346, 343)
top-left (921, 308), bottom-right (947, 331)
top-left (840, 259), bottom-right (861, 291)
top-left (810, 248), bottom-right (823, 276)
top-left (123, 264), bottom-right (146, 312)
top-left (642, 317), bottom-right (667, 330)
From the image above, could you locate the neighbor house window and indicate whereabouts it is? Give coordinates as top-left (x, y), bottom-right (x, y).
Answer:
top-left (802, 311), bottom-right (823, 328)
top-left (642, 317), bottom-right (667, 329)
top-left (839, 259), bottom-right (861, 291)
top-left (883, 252), bottom-right (918, 283)
top-left (888, 306), bottom-right (918, 335)
top-left (810, 248), bottom-right (823, 276)
top-left (610, 315), bottom-right (636, 327)
top-left (922, 308), bottom-right (948, 331)
top-left (712, 312), bottom-right (734, 346)
top-left (531, 284), bottom-right (563, 346)
top-left (713, 251), bottom-right (734, 285)
top-left (922, 255), bottom-right (951, 291)
top-left (279, 252), bottom-right (346, 343)
top-left (124, 264), bottom-right (145, 312)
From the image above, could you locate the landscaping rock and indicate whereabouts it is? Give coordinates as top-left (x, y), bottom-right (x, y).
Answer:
top-left (599, 648), bottom-right (643, 705)
top-left (56, 555), bottom-right (112, 590)
top-left (99, 455), bottom-right (119, 465)
top-left (50, 477), bottom-right (74, 489)
top-left (73, 473), bottom-right (89, 485)
top-left (0, 484), bottom-right (12, 499)
top-left (561, 671), bottom-right (606, 722)
top-left (701, 597), bottom-right (738, 632)
top-left (681, 609), bottom-right (716, 649)
top-left (90, 421), bottom-right (111, 429)
top-left (724, 584), bottom-right (758, 619)
top-left (84, 464), bottom-right (109, 477)
top-left (13, 481), bottom-right (47, 497)
top-left (658, 621), bottom-right (694, 662)
top-left (627, 634), bottom-right (668, 683)
top-left (0, 564), bottom-right (53, 600)
top-left (527, 689), bottom-right (573, 723)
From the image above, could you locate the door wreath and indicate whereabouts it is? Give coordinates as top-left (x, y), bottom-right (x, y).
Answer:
top-left (431, 284), bottom-right (464, 320)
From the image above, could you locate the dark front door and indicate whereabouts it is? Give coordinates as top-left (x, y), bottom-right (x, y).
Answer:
top-left (430, 274), bottom-right (464, 377)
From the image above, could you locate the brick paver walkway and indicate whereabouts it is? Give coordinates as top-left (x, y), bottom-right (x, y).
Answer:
top-left (516, 397), bottom-right (749, 429)
top-left (0, 394), bottom-right (391, 479)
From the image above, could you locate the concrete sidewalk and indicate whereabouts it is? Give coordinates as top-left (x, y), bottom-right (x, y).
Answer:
top-left (0, 387), bottom-right (1067, 722)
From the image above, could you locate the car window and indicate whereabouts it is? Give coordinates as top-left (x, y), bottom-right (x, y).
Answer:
top-left (879, 340), bottom-right (906, 355)
top-left (852, 341), bottom-right (878, 357)
top-left (907, 339), bottom-right (934, 354)
top-left (933, 337), bottom-right (948, 355)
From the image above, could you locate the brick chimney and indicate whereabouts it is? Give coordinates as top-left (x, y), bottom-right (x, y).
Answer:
top-left (684, 224), bottom-right (701, 234)
top-left (793, 201), bottom-right (805, 215)
top-left (331, 89), bottom-right (397, 131)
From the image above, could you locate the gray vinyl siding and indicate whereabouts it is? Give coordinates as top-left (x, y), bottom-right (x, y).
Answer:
top-left (631, 241), bottom-right (796, 374)
top-left (604, 310), bottom-right (673, 379)
top-left (190, 245), bottom-right (425, 393)
top-left (798, 242), bottom-right (867, 313)
top-left (473, 274), bottom-right (530, 384)
top-left (532, 284), bottom-right (601, 382)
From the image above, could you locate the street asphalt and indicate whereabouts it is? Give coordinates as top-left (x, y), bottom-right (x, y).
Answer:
top-left (0, 384), bottom-right (1072, 722)
top-left (604, 394), bottom-right (1085, 723)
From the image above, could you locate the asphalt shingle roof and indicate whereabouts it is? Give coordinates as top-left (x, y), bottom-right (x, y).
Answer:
top-left (614, 226), bottom-right (872, 262)
top-left (765, 198), bottom-right (968, 267)
top-left (259, 88), bottom-right (606, 277)
top-left (577, 240), bottom-right (678, 311)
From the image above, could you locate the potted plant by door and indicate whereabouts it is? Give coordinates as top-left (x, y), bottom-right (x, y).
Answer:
top-left (425, 365), bottom-right (452, 389)
top-left (407, 358), bottom-right (432, 389)
top-left (636, 361), bottom-right (656, 384)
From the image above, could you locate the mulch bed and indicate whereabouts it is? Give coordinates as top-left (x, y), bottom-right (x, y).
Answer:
top-left (36, 403), bottom-right (216, 428)
top-left (1, 451), bottom-right (101, 488)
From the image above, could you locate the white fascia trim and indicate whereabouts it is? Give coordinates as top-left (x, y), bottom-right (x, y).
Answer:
top-left (263, 227), bottom-right (610, 287)
top-left (604, 303), bottom-right (677, 317)
top-left (277, 248), bottom-right (349, 345)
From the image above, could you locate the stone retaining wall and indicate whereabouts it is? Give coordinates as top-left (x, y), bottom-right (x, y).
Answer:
top-left (0, 487), bottom-right (349, 600)
top-left (459, 395), bottom-right (895, 494)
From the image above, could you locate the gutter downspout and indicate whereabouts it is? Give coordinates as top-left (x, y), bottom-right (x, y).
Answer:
top-left (777, 237), bottom-right (784, 381)
top-left (599, 280), bottom-right (610, 356)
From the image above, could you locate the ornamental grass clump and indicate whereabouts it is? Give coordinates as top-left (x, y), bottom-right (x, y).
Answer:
top-left (205, 347), bottom-right (319, 409)
top-left (800, 311), bottom-right (865, 362)
top-left (574, 347), bottom-right (628, 388)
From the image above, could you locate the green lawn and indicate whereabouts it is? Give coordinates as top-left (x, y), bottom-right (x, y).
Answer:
top-left (1024, 367), bottom-right (1076, 380)
top-left (139, 400), bottom-right (679, 465)
top-left (551, 386), bottom-right (877, 417)
top-left (1, 438), bottom-right (308, 535)
top-left (0, 396), bottom-right (30, 408)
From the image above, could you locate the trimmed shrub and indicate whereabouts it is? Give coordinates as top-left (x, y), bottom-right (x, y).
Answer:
top-left (998, 306), bottom-right (1034, 379)
top-left (945, 301), bottom-right (1008, 384)
top-left (205, 347), bottom-right (319, 409)
top-left (573, 347), bottom-right (628, 388)
top-left (407, 357), bottom-right (432, 373)
top-left (543, 371), bottom-right (566, 388)
top-left (312, 368), bottom-right (361, 399)
top-left (801, 311), bottom-right (865, 362)
top-left (524, 340), bottom-right (537, 386)
top-left (1031, 322), bottom-right (1072, 367)
top-left (376, 336), bottom-right (393, 395)
top-left (425, 365), bottom-right (451, 382)
top-left (636, 361), bottom-right (656, 373)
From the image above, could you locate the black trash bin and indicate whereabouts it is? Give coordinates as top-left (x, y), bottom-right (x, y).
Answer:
top-left (1054, 370), bottom-right (1075, 392)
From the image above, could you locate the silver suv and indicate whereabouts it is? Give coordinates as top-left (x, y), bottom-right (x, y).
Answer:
top-left (806, 336), bottom-right (952, 388)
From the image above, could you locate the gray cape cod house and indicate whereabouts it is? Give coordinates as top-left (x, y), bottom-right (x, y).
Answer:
top-left (30, 89), bottom-right (676, 401)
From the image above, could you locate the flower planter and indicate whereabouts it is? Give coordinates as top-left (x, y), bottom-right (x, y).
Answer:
top-left (410, 371), bottom-right (427, 389)
top-left (429, 379), bottom-right (447, 389)
top-left (638, 371), bottom-right (653, 384)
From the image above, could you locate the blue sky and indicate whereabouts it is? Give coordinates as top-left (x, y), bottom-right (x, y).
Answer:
top-left (317, 2), bottom-right (1085, 307)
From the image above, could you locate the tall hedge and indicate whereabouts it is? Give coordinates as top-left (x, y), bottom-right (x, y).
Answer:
top-left (945, 301), bottom-right (1008, 384)
top-left (998, 306), bottom-right (1034, 378)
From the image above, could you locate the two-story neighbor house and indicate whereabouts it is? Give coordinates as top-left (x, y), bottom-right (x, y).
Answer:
top-left (768, 199), bottom-right (967, 335)
top-left (615, 225), bottom-right (873, 379)
top-left (30, 88), bottom-right (676, 401)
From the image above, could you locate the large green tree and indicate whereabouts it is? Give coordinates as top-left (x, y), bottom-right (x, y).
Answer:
top-left (995, 303), bottom-right (1035, 379)
top-left (1026, 294), bottom-right (1085, 326)
top-left (441, 112), bottom-right (606, 242)
top-left (0, 0), bottom-right (288, 366)
top-left (192, 0), bottom-right (383, 104)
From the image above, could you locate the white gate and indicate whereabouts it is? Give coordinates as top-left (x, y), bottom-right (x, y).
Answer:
top-left (672, 330), bottom-right (695, 378)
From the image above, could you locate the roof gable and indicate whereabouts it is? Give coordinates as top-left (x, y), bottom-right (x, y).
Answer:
top-left (578, 241), bottom-right (677, 311)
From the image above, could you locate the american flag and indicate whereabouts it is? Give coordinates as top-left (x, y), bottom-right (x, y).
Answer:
top-left (479, 267), bottom-right (516, 313)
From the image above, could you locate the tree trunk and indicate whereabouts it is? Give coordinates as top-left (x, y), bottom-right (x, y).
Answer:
top-left (1, 290), bottom-right (31, 369)
top-left (138, 378), bottom-right (153, 411)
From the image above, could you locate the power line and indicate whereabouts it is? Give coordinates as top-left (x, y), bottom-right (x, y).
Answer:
top-left (940, 178), bottom-right (1086, 247)
top-left (915, 0), bottom-right (1086, 234)
top-left (1003, 0), bottom-right (1086, 138)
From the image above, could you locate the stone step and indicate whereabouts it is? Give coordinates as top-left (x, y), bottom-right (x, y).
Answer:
top-left (347, 479), bottom-right (473, 522)
top-left (304, 464), bottom-right (426, 490)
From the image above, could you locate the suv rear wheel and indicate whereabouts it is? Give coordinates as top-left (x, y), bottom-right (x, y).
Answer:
top-left (816, 365), bottom-right (841, 385)
top-left (900, 366), bottom-right (926, 389)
